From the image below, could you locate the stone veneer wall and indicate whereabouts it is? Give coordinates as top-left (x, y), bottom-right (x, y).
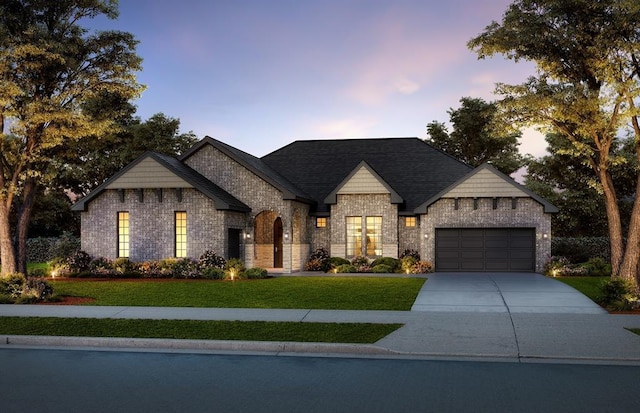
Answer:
top-left (80, 188), bottom-right (233, 261)
top-left (421, 197), bottom-right (552, 272)
top-left (398, 218), bottom-right (421, 256)
top-left (330, 193), bottom-right (398, 258)
top-left (184, 144), bottom-right (310, 273)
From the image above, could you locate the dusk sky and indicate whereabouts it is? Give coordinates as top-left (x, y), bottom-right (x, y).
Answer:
top-left (92, 0), bottom-right (545, 161)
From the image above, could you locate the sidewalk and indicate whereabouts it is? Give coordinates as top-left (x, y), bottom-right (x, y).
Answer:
top-left (1, 273), bottom-right (640, 364)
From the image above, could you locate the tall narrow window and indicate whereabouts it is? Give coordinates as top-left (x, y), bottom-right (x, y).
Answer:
top-left (346, 216), bottom-right (362, 257)
top-left (175, 212), bottom-right (187, 258)
top-left (366, 216), bottom-right (382, 257)
top-left (117, 212), bottom-right (129, 258)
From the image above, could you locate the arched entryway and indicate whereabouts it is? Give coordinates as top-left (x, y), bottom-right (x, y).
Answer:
top-left (253, 211), bottom-right (284, 269)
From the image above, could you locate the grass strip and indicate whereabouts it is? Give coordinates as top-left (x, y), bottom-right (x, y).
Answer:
top-left (0, 317), bottom-right (402, 343)
top-left (627, 328), bottom-right (640, 336)
top-left (51, 277), bottom-right (425, 310)
top-left (554, 276), bottom-right (607, 302)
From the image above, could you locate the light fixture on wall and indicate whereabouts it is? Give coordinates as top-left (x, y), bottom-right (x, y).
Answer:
top-left (284, 232), bottom-right (289, 240)
top-left (424, 234), bottom-right (429, 239)
top-left (542, 233), bottom-right (548, 239)
top-left (244, 233), bottom-right (251, 240)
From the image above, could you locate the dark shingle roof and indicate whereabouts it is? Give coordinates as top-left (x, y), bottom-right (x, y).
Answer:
top-left (180, 137), bottom-right (315, 203)
top-left (261, 137), bottom-right (473, 213)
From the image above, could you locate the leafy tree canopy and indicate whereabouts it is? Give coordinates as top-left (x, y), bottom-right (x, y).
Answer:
top-left (468, 0), bottom-right (640, 281)
top-left (0, 0), bottom-right (144, 274)
top-left (426, 97), bottom-right (525, 175)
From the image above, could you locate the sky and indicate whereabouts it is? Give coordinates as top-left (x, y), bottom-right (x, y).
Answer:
top-left (90, 0), bottom-right (546, 160)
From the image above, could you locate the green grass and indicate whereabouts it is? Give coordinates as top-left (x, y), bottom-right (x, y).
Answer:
top-left (0, 316), bottom-right (402, 343)
top-left (51, 277), bottom-right (425, 310)
top-left (555, 276), bottom-right (608, 302)
top-left (627, 329), bottom-right (640, 336)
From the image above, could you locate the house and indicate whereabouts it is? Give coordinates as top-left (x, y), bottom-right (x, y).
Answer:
top-left (72, 136), bottom-right (557, 273)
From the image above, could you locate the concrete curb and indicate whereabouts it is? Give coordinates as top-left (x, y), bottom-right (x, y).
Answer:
top-left (0, 335), bottom-right (397, 356)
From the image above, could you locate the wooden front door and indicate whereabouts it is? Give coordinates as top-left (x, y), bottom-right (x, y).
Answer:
top-left (273, 217), bottom-right (283, 268)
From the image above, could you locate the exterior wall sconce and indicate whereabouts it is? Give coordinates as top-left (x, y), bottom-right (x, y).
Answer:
top-left (244, 233), bottom-right (251, 240)
top-left (424, 234), bottom-right (429, 239)
top-left (542, 233), bottom-right (548, 239)
top-left (284, 232), bottom-right (289, 240)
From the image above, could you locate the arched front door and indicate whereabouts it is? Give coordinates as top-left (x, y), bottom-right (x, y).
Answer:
top-left (273, 217), bottom-right (283, 268)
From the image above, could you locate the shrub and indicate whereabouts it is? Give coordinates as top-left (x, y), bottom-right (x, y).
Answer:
top-left (202, 267), bottom-right (225, 280)
top-left (0, 273), bottom-right (27, 298)
top-left (245, 267), bottom-right (269, 279)
top-left (305, 247), bottom-right (331, 272)
top-left (551, 237), bottom-right (609, 263)
top-left (329, 256), bottom-right (350, 268)
top-left (50, 232), bottom-right (81, 260)
top-left (580, 257), bottom-right (612, 277)
top-left (0, 274), bottom-right (53, 303)
top-left (171, 258), bottom-right (199, 279)
top-left (138, 261), bottom-right (162, 278)
top-left (399, 249), bottom-right (420, 261)
top-left (543, 256), bottom-right (570, 276)
top-left (351, 256), bottom-right (371, 272)
top-left (198, 250), bottom-right (226, 270)
top-left (27, 237), bottom-right (56, 262)
top-left (28, 267), bottom-right (49, 278)
top-left (20, 277), bottom-right (54, 302)
top-left (600, 279), bottom-right (640, 311)
top-left (334, 264), bottom-right (356, 273)
top-left (371, 257), bottom-right (399, 272)
top-left (411, 260), bottom-right (433, 274)
top-left (372, 264), bottom-right (392, 273)
top-left (88, 257), bottom-right (115, 276)
top-left (113, 258), bottom-right (139, 276)
top-left (400, 256), bottom-right (418, 274)
top-left (67, 250), bottom-right (92, 272)
top-left (225, 258), bottom-right (246, 279)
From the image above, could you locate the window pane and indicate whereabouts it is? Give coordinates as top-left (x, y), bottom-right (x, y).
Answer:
top-left (366, 216), bottom-right (382, 257)
top-left (316, 217), bottom-right (327, 228)
top-left (346, 216), bottom-right (362, 257)
top-left (118, 212), bottom-right (129, 258)
top-left (175, 212), bottom-right (187, 258)
top-left (405, 217), bottom-right (416, 227)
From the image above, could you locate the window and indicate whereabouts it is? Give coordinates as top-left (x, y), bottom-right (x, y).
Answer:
top-left (346, 216), bottom-right (382, 258)
top-left (366, 216), bottom-right (382, 257)
top-left (346, 216), bottom-right (362, 257)
top-left (175, 212), bottom-right (187, 258)
top-left (405, 217), bottom-right (417, 227)
top-left (117, 212), bottom-right (129, 258)
top-left (316, 217), bottom-right (327, 228)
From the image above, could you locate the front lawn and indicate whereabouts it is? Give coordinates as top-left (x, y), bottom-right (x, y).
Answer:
top-left (555, 276), bottom-right (608, 302)
top-left (0, 316), bottom-right (402, 343)
top-left (51, 277), bottom-right (425, 310)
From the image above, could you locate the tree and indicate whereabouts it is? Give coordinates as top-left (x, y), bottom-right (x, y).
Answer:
top-left (426, 97), bottom-right (525, 175)
top-left (524, 133), bottom-right (636, 237)
top-left (60, 111), bottom-right (198, 197)
top-left (468, 0), bottom-right (640, 285)
top-left (0, 0), bottom-right (143, 275)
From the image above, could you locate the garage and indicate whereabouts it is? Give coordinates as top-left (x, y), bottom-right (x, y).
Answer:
top-left (435, 228), bottom-right (535, 272)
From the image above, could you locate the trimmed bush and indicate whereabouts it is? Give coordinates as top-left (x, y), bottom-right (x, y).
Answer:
top-left (202, 267), bottom-right (225, 280)
top-left (198, 250), bottom-right (226, 270)
top-left (245, 267), bottom-right (269, 279)
top-left (371, 257), bottom-right (399, 272)
top-left (113, 258), bottom-right (139, 277)
top-left (399, 249), bottom-right (420, 261)
top-left (67, 250), bottom-right (92, 272)
top-left (351, 256), bottom-right (371, 272)
top-left (0, 273), bottom-right (53, 303)
top-left (372, 264), bottom-right (392, 273)
top-left (335, 264), bottom-right (357, 273)
top-left (329, 257), bottom-right (350, 268)
top-left (305, 247), bottom-right (331, 271)
top-left (580, 257), bottom-right (612, 277)
top-left (225, 258), bottom-right (246, 279)
top-left (411, 260), bottom-right (433, 274)
top-left (400, 256), bottom-right (418, 274)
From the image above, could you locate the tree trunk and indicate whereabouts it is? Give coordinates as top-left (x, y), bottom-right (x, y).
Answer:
top-left (598, 168), bottom-right (624, 277)
top-left (16, 179), bottom-right (38, 275)
top-left (0, 202), bottom-right (17, 275)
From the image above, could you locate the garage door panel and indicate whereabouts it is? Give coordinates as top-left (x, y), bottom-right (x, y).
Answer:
top-left (436, 228), bottom-right (535, 272)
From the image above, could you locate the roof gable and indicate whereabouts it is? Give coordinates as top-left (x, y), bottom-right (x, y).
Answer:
top-left (180, 136), bottom-right (314, 204)
top-left (106, 157), bottom-right (193, 189)
top-left (325, 161), bottom-right (403, 204)
top-left (415, 163), bottom-right (559, 213)
top-left (72, 152), bottom-right (250, 212)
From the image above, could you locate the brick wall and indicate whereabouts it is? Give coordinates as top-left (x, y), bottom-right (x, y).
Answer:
top-left (80, 188), bottom-right (233, 261)
top-left (421, 197), bottom-right (552, 272)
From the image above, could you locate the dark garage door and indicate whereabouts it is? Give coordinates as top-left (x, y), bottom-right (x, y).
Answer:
top-left (435, 228), bottom-right (535, 272)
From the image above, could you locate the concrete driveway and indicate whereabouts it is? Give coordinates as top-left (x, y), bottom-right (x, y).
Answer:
top-left (411, 272), bottom-right (606, 314)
